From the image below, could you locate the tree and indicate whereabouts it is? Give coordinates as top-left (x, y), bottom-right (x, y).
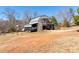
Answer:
top-left (51, 16), bottom-right (58, 26)
top-left (57, 8), bottom-right (71, 27)
top-left (23, 10), bottom-right (39, 25)
top-left (59, 8), bottom-right (73, 27)
top-left (69, 8), bottom-right (74, 18)
top-left (73, 7), bottom-right (79, 26)
top-left (23, 10), bottom-right (32, 25)
top-left (69, 8), bottom-right (75, 26)
top-left (74, 16), bottom-right (79, 25)
top-left (2, 8), bottom-right (17, 32)
top-left (59, 11), bottom-right (70, 27)
top-left (0, 19), bottom-right (9, 33)
top-left (77, 7), bottom-right (79, 15)
top-left (63, 17), bottom-right (70, 27)
top-left (51, 16), bottom-right (59, 29)
top-left (33, 11), bottom-right (39, 18)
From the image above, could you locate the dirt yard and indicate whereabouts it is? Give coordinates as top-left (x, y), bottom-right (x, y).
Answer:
top-left (0, 26), bottom-right (79, 53)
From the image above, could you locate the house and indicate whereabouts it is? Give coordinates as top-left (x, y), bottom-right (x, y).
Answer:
top-left (23, 16), bottom-right (55, 32)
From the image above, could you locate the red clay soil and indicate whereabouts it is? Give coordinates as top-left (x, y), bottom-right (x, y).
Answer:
top-left (0, 28), bottom-right (78, 53)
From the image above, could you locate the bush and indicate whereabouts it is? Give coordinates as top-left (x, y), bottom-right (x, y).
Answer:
top-left (8, 26), bottom-right (16, 32)
top-left (74, 16), bottom-right (79, 25)
top-left (63, 19), bottom-right (70, 27)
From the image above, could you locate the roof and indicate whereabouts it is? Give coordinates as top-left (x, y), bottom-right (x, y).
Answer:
top-left (29, 16), bottom-right (50, 24)
top-left (29, 17), bottom-right (40, 24)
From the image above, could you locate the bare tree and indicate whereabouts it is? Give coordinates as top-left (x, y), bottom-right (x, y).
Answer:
top-left (58, 7), bottom-right (71, 27)
top-left (23, 10), bottom-right (39, 25)
top-left (33, 11), bottom-right (39, 18)
top-left (23, 10), bottom-right (32, 25)
top-left (0, 19), bottom-right (9, 34)
top-left (2, 8), bottom-right (17, 32)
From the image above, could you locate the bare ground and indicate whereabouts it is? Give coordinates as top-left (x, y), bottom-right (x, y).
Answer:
top-left (0, 27), bottom-right (79, 53)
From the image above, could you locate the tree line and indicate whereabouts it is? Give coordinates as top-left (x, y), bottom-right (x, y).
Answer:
top-left (0, 7), bottom-right (79, 33)
top-left (51, 7), bottom-right (79, 28)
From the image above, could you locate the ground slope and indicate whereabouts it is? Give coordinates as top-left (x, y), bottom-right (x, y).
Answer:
top-left (0, 27), bottom-right (79, 52)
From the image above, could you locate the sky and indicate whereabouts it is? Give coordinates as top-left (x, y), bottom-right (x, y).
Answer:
top-left (0, 6), bottom-right (78, 21)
